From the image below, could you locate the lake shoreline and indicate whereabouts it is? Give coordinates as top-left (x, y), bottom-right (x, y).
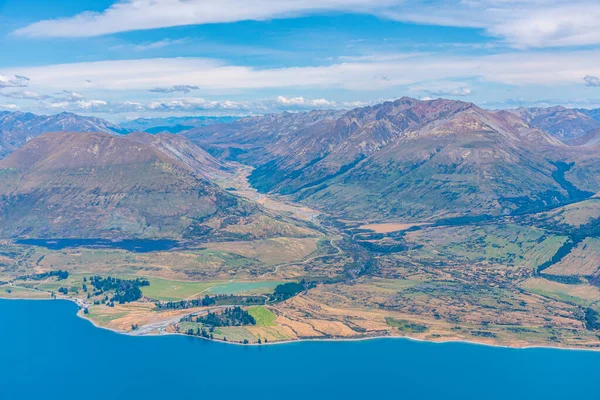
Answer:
top-left (3, 296), bottom-right (600, 353)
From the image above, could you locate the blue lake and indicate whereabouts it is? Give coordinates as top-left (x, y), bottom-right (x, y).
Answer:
top-left (1, 299), bottom-right (599, 400)
top-left (15, 238), bottom-right (181, 253)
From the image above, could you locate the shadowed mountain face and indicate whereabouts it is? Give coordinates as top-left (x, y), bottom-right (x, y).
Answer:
top-left (568, 128), bottom-right (600, 147)
top-left (187, 98), bottom-right (600, 221)
top-left (509, 107), bottom-right (600, 143)
top-left (0, 111), bottom-right (128, 159)
top-left (577, 108), bottom-right (600, 122)
top-left (0, 131), bottom-right (310, 239)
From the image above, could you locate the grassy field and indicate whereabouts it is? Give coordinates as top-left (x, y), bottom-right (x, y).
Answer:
top-left (405, 223), bottom-right (567, 269)
top-left (521, 278), bottom-right (600, 306)
top-left (140, 277), bottom-right (285, 301)
top-left (86, 307), bottom-right (129, 325)
top-left (140, 277), bottom-right (224, 301)
top-left (204, 237), bottom-right (320, 266)
top-left (385, 317), bottom-right (429, 333)
top-left (0, 285), bottom-right (51, 299)
top-left (207, 281), bottom-right (284, 295)
top-left (211, 326), bottom-right (257, 343)
top-left (248, 306), bottom-right (277, 326)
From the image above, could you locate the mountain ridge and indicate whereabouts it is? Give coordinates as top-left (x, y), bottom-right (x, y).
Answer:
top-left (0, 131), bottom-right (314, 240)
top-left (187, 97), bottom-right (600, 221)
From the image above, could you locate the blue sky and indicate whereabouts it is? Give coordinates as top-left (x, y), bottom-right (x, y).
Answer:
top-left (1, 0), bottom-right (600, 120)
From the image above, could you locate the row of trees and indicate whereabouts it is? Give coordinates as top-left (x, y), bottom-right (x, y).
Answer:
top-left (156, 294), bottom-right (265, 310)
top-left (182, 306), bottom-right (256, 327)
top-left (19, 270), bottom-right (69, 281)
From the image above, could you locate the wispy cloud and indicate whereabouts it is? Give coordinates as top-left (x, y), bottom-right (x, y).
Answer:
top-left (13, 0), bottom-right (600, 48)
top-left (149, 85), bottom-right (200, 94)
top-left (0, 90), bottom-right (49, 100)
top-left (6, 50), bottom-right (600, 93)
top-left (0, 103), bottom-right (19, 110)
top-left (15, 0), bottom-right (392, 38)
top-left (584, 75), bottom-right (600, 87)
top-left (382, 0), bottom-right (600, 48)
top-left (0, 74), bottom-right (30, 89)
top-left (409, 81), bottom-right (473, 97)
top-left (112, 38), bottom-right (189, 52)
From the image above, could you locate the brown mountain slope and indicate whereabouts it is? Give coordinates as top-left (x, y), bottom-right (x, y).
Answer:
top-left (188, 98), bottom-right (600, 221)
top-left (296, 104), bottom-right (597, 220)
top-left (0, 131), bottom-right (314, 239)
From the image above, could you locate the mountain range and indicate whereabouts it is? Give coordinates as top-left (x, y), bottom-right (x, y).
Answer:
top-left (0, 112), bottom-right (238, 160)
top-left (119, 116), bottom-right (239, 134)
top-left (0, 111), bottom-right (127, 159)
top-left (508, 106), bottom-right (600, 143)
top-left (1, 98), bottom-right (600, 232)
top-left (187, 98), bottom-right (600, 221)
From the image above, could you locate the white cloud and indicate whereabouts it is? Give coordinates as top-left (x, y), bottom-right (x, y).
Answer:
top-left (276, 96), bottom-right (335, 107)
top-left (26, 92), bottom-right (347, 115)
top-left (111, 38), bottom-right (189, 52)
top-left (132, 38), bottom-right (188, 51)
top-left (384, 0), bottom-right (600, 48)
top-left (149, 85), bottom-right (200, 94)
top-left (52, 91), bottom-right (86, 102)
top-left (13, 0), bottom-right (600, 48)
top-left (584, 75), bottom-right (600, 87)
top-left (409, 81), bottom-right (473, 97)
top-left (0, 74), bottom-right (30, 89)
top-left (5, 50), bottom-right (600, 94)
top-left (15, 0), bottom-right (392, 38)
top-left (0, 90), bottom-right (49, 100)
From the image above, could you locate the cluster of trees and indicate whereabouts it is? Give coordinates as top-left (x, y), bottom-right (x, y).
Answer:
top-left (157, 281), bottom-right (313, 310)
top-left (270, 281), bottom-right (315, 302)
top-left (185, 327), bottom-right (214, 339)
top-left (156, 294), bottom-right (265, 310)
top-left (585, 308), bottom-right (600, 330)
top-left (89, 276), bottom-right (149, 304)
top-left (182, 307), bottom-right (256, 327)
top-left (58, 287), bottom-right (68, 295)
top-left (539, 274), bottom-right (583, 285)
top-left (19, 270), bottom-right (69, 281)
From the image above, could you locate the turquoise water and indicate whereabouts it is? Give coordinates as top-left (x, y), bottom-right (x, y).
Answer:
top-left (1, 299), bottom-right (599, 400)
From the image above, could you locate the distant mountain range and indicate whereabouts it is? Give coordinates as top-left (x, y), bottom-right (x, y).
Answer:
top-left (508, 106), bottom-right (600, 143)
top-left (0, 111), bottom-right (127, 159)
top-left (119, 116), bottom-right (239, 134)
top-left (0, 112), bottom-right (238, 159)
